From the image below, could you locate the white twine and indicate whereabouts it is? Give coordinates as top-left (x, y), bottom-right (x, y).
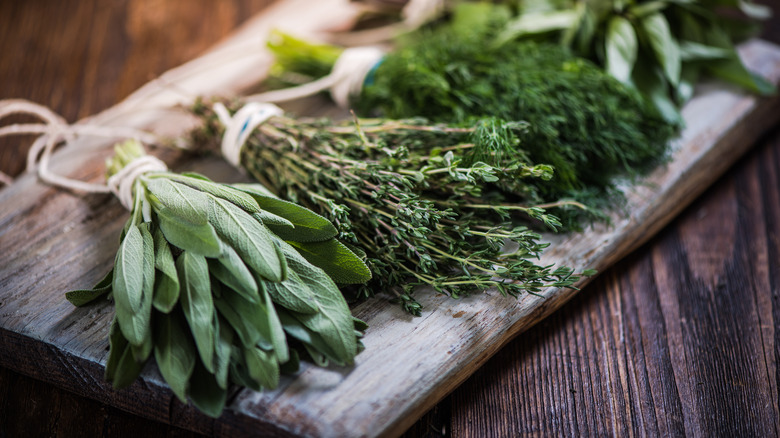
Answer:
top-left (0, 99), bottom-right (159, 204)
top-left (212, 101), bottom-right (283, 167)
top-left (246, 46), bottom-right (385, 109)
top-left (106, 155), bottom-right (168, 210)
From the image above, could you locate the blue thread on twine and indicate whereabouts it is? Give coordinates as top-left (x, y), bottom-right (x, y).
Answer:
top-left (363, 58), bottom-right (384, 87)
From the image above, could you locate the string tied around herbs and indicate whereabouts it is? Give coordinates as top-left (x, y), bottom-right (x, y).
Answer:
top-left (212, 101), bottom-right (283, 167)
top-left (0, 99), bottom-right (161, 210)
top-left (246, 46), bottom-right (385, 108)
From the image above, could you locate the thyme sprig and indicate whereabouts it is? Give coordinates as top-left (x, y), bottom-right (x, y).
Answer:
top-left (193, 103), bottom-right (594, 314)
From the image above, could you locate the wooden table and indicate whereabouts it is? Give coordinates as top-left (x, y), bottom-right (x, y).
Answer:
top-left (1, 1), bottom-right (779, 436)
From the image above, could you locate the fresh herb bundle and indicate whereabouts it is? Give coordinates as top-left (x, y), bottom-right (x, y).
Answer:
top-left (268, 25), bottom-right (676, 227)
top-left (490, 0), bottom-right (776, 121)
top-left (68, 140), bottom-right (371, 417)
top-left (192, 103), bottom-right (594, 315)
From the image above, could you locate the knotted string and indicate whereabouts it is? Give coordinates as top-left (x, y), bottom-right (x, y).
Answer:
top-left (106, 155), bottom-right (168, 210)
top-left (246, 46), bottom-right (385, 108)
top-left (0, 99), bottom-right (160, 209)
top-left (212, 101), bottom-right (283, 167)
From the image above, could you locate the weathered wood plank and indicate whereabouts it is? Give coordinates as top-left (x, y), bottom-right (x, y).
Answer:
top-left (1, 1), bottom-right (780, 437)
top-left (447, 131), bottom-right (780, 436)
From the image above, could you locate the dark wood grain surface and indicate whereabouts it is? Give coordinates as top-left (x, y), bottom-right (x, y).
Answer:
top-left (1, 1), bottom-right (779, 437)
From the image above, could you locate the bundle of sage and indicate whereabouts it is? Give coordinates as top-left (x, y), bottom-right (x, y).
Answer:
top-left (68, 139), bottom-right (371, 416)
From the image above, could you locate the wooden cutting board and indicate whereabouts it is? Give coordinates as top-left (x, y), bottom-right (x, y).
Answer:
top-left (1, 1), bottom-right (780, 436)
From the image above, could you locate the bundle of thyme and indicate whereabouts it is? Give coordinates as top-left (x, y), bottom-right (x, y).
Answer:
top-left (68, 140), bottom-right (370, 416)
top-left (192, 103), bottom-right (594, 314)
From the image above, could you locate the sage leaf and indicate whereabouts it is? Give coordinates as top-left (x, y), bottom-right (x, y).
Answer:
top-left (213, 316), bottom-right (233, 390)
top-left (173, 176), bottom-right (261, 213)
top-left (154, 310), bottom-right (196, 404)
top-left (641, 13), bottom-right (680, 86)
top-left (130, 222), bottom-right (156, 360)
top-left (229, 347), bottom-right (263, 391)
top-left (234, 184), bottom-right (337, 242)
top-left (66, 268), bottom-right (113, 307)
top-left (277, 309), bottom-right (341, 366)
top-left (152, 227), bottom-right (179, 313)
top-left (145, 178), bottom-right (209, 224)
top-left (105, 318), bottom-right (144, 390)
top-left (214, 292), bottom-right (270, 350)
top-left (261, 284), bottom-right (289, 363)
top-left (209, 245), bottom-right (259, 303)
top-left (113, 224), bottom-right (153, 346)
top-left (178, 251), bottom-right (216, 373)
top-left (276, 241), bottom-right (357, 364)
top-left (252, 211), bottom-right (294, 229)
top-left (188, 361), bottom-right (227, 418)
top-left (245, 346), bottom-right (279, 390)
top-left (208, 196), bottom-right (286, 282)
top-left (156, 207), bottom-right (222, 257)
top-left (288, 239), bottom-right (372, 284)
top-left (113, 224), bottom-right (144, 313)
top-left (605, 16), bottom-right (637, 84)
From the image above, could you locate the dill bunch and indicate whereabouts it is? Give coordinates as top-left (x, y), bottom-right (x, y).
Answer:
top-left (191, 102), bottom-right (593, 314)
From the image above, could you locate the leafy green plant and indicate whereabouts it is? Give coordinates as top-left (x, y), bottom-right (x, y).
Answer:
top-left (268, 23), bottom-right (676, 227)
top-left (192, 102), bottom-right (595, 315)
top-left (68, 140), bottom-right (370, 417)
top-left (492, 0), bottom-right (776, 121)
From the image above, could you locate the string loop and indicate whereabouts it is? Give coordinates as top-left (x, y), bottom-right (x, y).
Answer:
top-left (212, 101), bottom-right (283, 167)
top-left (0, 99), bottom-right (158, 195)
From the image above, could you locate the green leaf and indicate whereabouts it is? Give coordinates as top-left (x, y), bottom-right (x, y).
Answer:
top-left (641, 13), bottom-right (681, 86)
top-left (632, 54), bottom-right (682, 123)
top-left (209, 245), bottom-right (259, 303)
top-left (253, 211), bottom-right (294, 229)
top-left (154, 310), bottom-right (196, 403)
top-left (152, 227), bottom-right (179, 313)
top-left (678, 63), bottom-right (700, 103)
top-left (679, 41), bottom-right (730, 61)
top-left (113, 224), bottom-right (153, 346)
top-left (145, 178), bottom-right (210, 224)
top-left (105, 318), bottom-right (144, 390)
top-left (177, 251), bottom-right (216, 373)
top-left (245, 346), bottom-right (279, 390)
top-left (494, 10), bottom-right (578, 46)
top-left (155, 207), bottom-right (223, 257)
top-left (274, 241), bottom-right (358, 365)
top-left (738, 0), bottom-right (772, 20)
top-left (131, 222), bottom-right (156, 359)
top-left (628, 1), bottom-right (667, 18)
top-left (276, 309), bottom-right (340, 366)
top-left (214, 291), bottom-right (270, 350)
top-left (66, 268), bottom-right (113, 307)
top-left (702, 28), bottom-right (776, 95)
top-left (213, 316), bottom-right (233, 390)
top-left (188, 361), bottom-right (227, 418)
top-left (172, 176), bottom-right (261, 214)
top-left (261, 285), bottom-right (288, 364)
top-left (287, 239), bottom-right (372, 284)
top-left (234, 184), bottom-right (337, 243)
top-left (208, 196), bottom-right (287, 282)
top-left (113, 224), bottom-right (144, 312)
top-left (605, 16), bottom-right (638, 84)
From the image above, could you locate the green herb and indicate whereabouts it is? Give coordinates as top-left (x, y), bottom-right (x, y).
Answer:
top-left (68, 140), bottom-right (370, 417)
top-left (486, 0), bottom-right (775, 121)
top-left (268, 25), bottom-right (676, 227)
top-left (192, 103), bottom-right (595, 315)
